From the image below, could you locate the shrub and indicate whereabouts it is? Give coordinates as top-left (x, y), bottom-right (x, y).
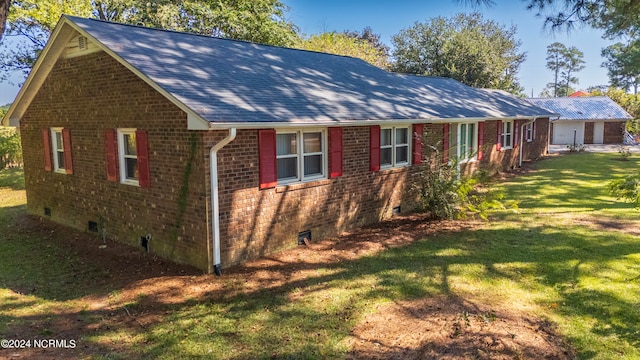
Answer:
top-left (411, 141), bottom-right (516, 220)
top-left (617, 145), bottom-right (631, 160)
top-left (608, 173), bottom-right (640, 208)
top-left (0, 126), bottom-right (23, 169)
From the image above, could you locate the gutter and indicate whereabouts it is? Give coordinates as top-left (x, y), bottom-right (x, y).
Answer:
top-left (209, 128), bottom-right (237, 275)
top-left (519, 118), bottom-right (537, 167)
top-left (205, 115), bottom-right (557, 130)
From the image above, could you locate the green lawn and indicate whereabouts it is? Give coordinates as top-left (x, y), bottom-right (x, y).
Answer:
top-left (1, 153), bottom-right (639, 359)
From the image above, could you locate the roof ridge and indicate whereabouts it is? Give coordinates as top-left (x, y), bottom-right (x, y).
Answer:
top-left (63, 15), bottom-right (376, 63)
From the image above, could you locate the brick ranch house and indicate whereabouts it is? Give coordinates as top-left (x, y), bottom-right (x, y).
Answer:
top-left (3, 16), bottom-right (555, 273)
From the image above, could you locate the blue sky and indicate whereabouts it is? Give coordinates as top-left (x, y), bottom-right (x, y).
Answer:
top-left (0, 0), bottom-right (616, 105)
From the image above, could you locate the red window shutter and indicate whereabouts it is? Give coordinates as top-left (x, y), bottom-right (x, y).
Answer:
top-left (329, 127), bottom-right (343, 178)
top-left (136, 129), bottom-right (151, 188)
top-left (442, 123), bottom-right (450, 163)
top-left (259, 129), bottom-right (277, 189)
top-left (496, 120), bottom-right (502, 151)
top-left (62, 128), bottom-right (73, 174)
top-left (42, 129), bottom-right (52, 171)
top-left (369, 125), bottom-right (380, 172)
top-left (104, 129), bottom-right (118, 182)
top-left (412, 124), bottom-right (424, 165)
top-left (514, 120), bottom-right (519, 147)
top-left (477, 121), bottom-right (484, 161)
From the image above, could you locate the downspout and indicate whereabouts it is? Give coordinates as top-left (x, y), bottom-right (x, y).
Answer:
top-left (519, 118), bottom-right (537, 167)
top-left (209, 128), bottom-right (237, 275)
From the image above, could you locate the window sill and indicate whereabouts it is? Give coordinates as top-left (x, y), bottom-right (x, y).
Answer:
top-left (276, 178), bottom-right (331, 193)
top-left (378, 166), bottom-right (411, 174)
top-left (54, 169), bottom-right (67, 174)
top-left (120, 179), bottom-right (140, 187)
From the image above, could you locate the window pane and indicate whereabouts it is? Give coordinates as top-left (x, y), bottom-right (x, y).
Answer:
top-left (57, 152), bottom-right (65, 169)
top-left (55, 132), bottom-right (63, 150)
top-left (504, 121), bottom-right (511, 134)
top-left (467, 124), bottom-right (475, 157)
top-left (396, 145), bottom-right (408, 163)
top-left (303, 154), bottom-right (323, 176)
top-left (277, 157), bottom-right (297, 180)
top-left (505, 134), bottom-right (512, 147)
top-left (395, 128), bottom-right (408, 145)
top-left (124, 133), bottom-right (137, 156)
top-left (303, 132), bottom-right (322, 153)
top-left (125, 158), bottom-right (138, 180)
top-left (277, 133), bottom-right (296, 156)
top-left (460, 124), bottom-right (467, 146)
top-left (381, 128), bottom-right (392, 146)
top-left (381, 148), bottom-right (392, 166)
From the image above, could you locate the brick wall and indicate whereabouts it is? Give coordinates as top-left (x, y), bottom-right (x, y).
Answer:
top-left (603, 122), bottom-right (625, 144)
top-left (209, 118), bottom-right (549, 267)
top-left (584, 122), bottom-right (594, 144)
top-left (210, 127), bottom-right (417, 266)
top-left (20, 51), bottom-right (210, 270)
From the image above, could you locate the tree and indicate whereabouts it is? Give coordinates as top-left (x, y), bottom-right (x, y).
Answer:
top-left (0, 0), bottom-right (10, 41)
top-left (561, 45), bottom-right (585, 95)
top-left (0, 0), bottom-right (299, 81)
top-left (391, 13), bottom-right (526, 94)
top-left (296, 30), bottom-right (389, 69)
top-left (342, 26), bottom-right (390, 60)
top-left (545, 42), bottom-right (567, 97)
top-left (601, 41), bottom-right (640, 94)
top-left (543, 42), bottom-right (584, 97)
top-left (540, 82), bottom-right (574, 98)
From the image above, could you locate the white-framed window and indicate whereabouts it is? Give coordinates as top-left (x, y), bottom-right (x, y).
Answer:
top-left (50, 128), bottom-right (66, 173)
top-left (502, 120), bottom-right (514, 149)
top-left (458, 122), bottom-right (478, 162)
top-left (117, 128), bottom-right (139, 185)
top-left (381, 126), bottom-right (410, 168)
top-left (276, 129), bottom-right (326, 184)
top-left (525, 122), bottom-right (534, 142)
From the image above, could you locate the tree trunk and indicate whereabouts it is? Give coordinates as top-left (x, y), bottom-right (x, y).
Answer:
top-left (0, 0), bottom-right (11, 42)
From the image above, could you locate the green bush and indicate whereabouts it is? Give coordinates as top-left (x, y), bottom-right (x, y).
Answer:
top-left (0, 126), bottom-right (23, 169)
top-left (608, 173), bottom-right (640, 208)
top-left (411, 142), bottom-right (516, 220)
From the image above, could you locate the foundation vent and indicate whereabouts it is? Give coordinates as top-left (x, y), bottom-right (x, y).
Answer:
top-left (88, 221), bottom-right (99, 233)
top-left (298, 230), bottom-right (311, 246)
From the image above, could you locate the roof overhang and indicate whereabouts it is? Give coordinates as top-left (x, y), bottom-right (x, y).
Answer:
top-left (550, 117), bottom-right (630, 122)
top-left (3, 16), bottom-right (210, 130)
top-left (205, 115), bottom-right (552, 130)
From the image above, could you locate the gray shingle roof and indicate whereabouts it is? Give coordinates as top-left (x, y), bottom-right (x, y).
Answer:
top-left (526, 97), bottom-right (632, 121)
top-left (68, 16), bottom-right (556, 125)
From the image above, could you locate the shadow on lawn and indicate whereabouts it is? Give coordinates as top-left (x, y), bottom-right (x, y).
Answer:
top-left (0, 167), bottom-right (25, 191)
top-left (2, 212), bottom-right (639, 358)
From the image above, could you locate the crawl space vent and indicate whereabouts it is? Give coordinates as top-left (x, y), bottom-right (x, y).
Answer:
top-left (298, 230), bottom-right (311, 246)
top-left (88, 221), bottom-right (99, 233)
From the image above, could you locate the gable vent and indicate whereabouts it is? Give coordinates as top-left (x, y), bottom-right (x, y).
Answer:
top-left (78, 36), bottom-right (88, 50)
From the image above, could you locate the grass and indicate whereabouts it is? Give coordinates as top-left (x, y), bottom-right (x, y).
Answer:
top-left (1, 152), bottom-right (640, 359)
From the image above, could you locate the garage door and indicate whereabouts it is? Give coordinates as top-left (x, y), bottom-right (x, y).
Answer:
top-left (553, 122), bottom-right (585, 145)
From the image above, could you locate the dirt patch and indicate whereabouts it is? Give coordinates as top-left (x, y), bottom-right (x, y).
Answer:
top-left (573, 216), bottom-right (640, 237)
top-left (1, 213), bottom-right (575, 359)
top-left (347, 296), bottom-right (574, 360)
